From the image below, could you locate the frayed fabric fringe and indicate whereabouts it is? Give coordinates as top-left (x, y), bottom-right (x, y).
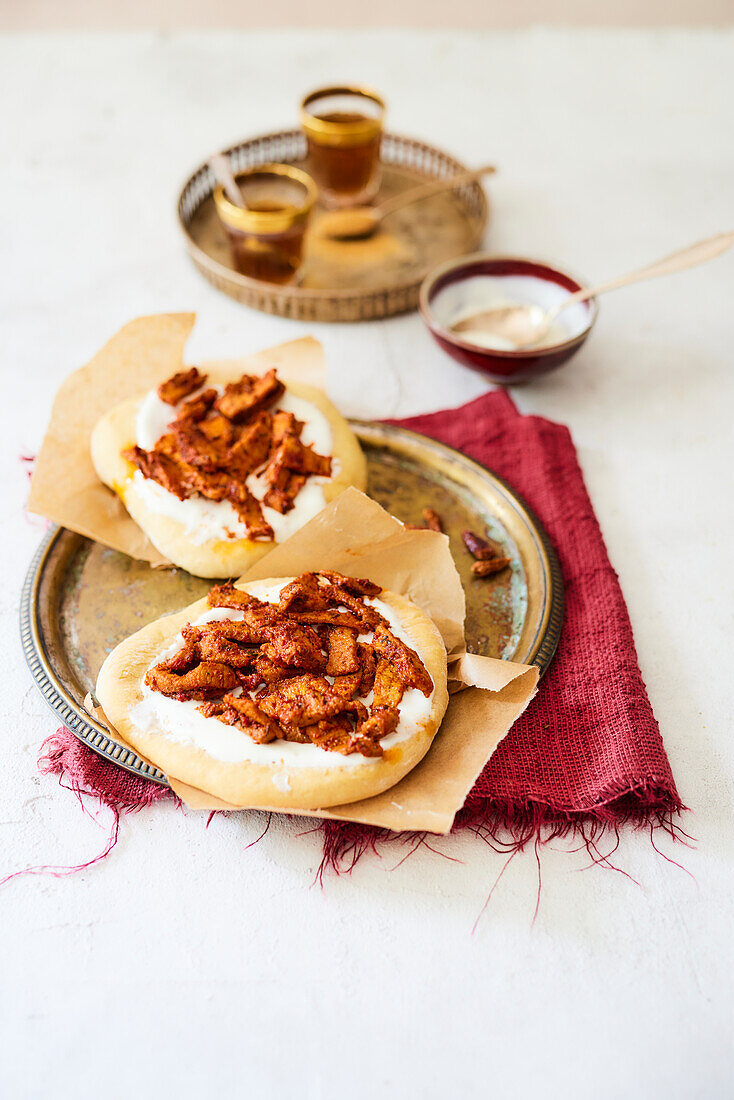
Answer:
top-left (0, 730), bottom-right (175, 888)
top-left (316, 786), bottom-right (691, 881)
top-left (2, 730), bottom-right (690, 891)
top-left (37, 730), bottom-right (174, 813)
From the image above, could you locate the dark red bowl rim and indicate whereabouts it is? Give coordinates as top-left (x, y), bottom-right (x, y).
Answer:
top-left (419, 252), bottom-right (599, 358)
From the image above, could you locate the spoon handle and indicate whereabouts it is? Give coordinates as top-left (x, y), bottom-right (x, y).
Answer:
top-left (208, 153), bottom-right (246, 208)
top-left (549, 230), bottom-right (734, 318)
top-left (378, 164), bottom-right (496, 217)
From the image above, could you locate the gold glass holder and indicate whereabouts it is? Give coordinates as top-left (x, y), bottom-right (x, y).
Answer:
top-left (300, 84), bottom-right (386, 148)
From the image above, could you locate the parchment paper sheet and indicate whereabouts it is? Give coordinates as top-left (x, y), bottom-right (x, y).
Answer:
top-left (28, 312), bottom-right (326, 565)
top-left (33, 315), bottom-right (538, 835)
top-left (143, 490), bottom-right (538, 833)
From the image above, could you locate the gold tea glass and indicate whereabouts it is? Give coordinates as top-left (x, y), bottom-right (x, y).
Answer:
top-left (300, 85), bottom-right (386, 209)
top-left (213, 163), bottom-right (317, 285)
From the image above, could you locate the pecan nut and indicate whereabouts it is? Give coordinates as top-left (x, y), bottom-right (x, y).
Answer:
top-left (471, 557), bottom-right (511, 577)
top-left (462, 528), bottom-right (504, 561)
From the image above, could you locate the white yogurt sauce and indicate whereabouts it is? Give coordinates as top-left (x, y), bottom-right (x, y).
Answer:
top-left (431, 274), bottom-right (592, 351)
top-left (130, 579), bottom-right (435, 769)
top-left (131, 386), bottom-right (337, 545)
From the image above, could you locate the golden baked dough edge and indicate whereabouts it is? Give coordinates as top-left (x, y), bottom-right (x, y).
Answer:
top-left (96, 580), bottom-right (449, 810)
top-left (90, 374), bottom-right (367, 578)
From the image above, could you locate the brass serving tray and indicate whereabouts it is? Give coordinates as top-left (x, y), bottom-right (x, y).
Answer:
top-left (20, 423), bottom-right (562, 786)
top-left (178, 131), bottom-right (488, 322)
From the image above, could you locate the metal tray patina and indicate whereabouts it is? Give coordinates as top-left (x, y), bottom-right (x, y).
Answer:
top-left (20, 423), bottom-right (563, 786)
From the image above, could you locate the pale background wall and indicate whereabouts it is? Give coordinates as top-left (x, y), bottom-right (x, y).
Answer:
top-left (1, 0), bottom-right (732, 27)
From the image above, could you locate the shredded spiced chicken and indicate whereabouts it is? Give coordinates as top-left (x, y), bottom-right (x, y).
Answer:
top-left (144, 571), bottom-right (434, 757)
top-left (123, 368), bottom-right (332, 540)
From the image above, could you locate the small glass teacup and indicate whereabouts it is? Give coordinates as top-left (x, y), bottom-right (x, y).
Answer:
top-left (300, 85), bottom-right (386, 209)
top-left (213, 163), bottom-right (317, 285)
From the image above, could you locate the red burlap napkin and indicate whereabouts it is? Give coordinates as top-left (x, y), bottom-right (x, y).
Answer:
top-left (14, 390), bottom-right (684, 883)
top-left (388, 392), bottom-right (682, 826)
top-left (318, 391), bottom-right (684, 869)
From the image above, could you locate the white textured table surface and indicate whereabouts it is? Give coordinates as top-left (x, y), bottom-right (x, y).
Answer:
top-left (1, 29), bottom-right (733, 1099)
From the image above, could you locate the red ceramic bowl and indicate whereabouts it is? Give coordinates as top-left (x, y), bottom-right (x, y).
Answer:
top-left (419, 253), bottom-right (598, 384)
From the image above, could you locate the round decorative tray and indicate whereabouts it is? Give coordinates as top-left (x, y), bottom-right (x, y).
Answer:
top-left (178, 131), bottom-right (489, 322)
top-left (21, 423), bottom-right (562, 786)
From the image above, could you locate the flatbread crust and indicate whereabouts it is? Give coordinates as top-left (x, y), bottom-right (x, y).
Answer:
top-left (96, 579), bottom-right (449, 810)
top-left (90, 374), bottom-right (367, 577)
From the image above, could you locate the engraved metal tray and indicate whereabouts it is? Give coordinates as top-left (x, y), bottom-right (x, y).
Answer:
top-left (178, 130), bottom-right (488, 322)
top-left (20, 423), bottom-right (563, 786)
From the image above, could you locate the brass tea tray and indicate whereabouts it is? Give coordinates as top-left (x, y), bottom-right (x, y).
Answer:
top-left (178, 131), bottom-right (489, 322)
top-left (20, 423), bottom-right (562, 786)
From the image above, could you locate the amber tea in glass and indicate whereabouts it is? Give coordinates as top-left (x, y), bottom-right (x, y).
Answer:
top-left (301, 85), bottom-right (385, 209)
top-left (213, 163), bottom-right (317, 284)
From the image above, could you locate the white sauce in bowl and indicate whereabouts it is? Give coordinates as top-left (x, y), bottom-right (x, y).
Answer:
top-left (130, 579), bottom-right (435, 769)
top-left (130, 386), bottom-right (337, 545)
top-left (430, 273), bottom-right (593, 351)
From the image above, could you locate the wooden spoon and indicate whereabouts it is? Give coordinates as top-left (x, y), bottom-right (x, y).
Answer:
top-left (451, 230), bottom-right (734, 349)
top-left (318, 164), bottom-right (496, 241)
